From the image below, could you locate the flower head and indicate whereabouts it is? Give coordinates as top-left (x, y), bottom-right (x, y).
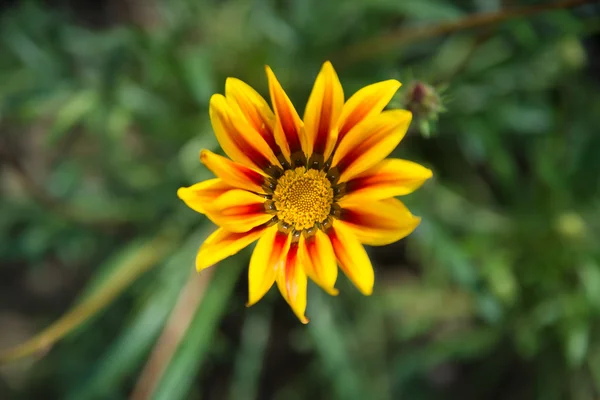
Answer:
top-left (178, 62), bottom-right (432, 323)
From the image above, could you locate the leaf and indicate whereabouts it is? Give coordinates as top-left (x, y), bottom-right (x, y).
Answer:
top-left (228, 306), bottom-right (273, 400)
top-left (0, 222), bottom-right (184, 363)
top-left (150, 256), bottom-right (244, 400)
top-left (564, 322), bottom-right (590, 368)
top-left (67, 225), bottom-right (211, 400)
top-left (307, 289), bottom-right (368, 400)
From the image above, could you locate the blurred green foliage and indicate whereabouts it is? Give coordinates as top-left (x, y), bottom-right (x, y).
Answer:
top-left (1, 0), bottom-right (599, 399)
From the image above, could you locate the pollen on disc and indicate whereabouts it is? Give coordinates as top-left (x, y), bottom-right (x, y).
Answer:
top-left (273, 167), bottom-right (334, 231)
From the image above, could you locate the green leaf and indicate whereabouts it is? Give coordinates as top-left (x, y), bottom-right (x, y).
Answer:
top-left (307, 290), bottom-right (368, 400)
top-left (228, 306), bottom-right (273, 400)
top-left (67, 225), bottom-right (211, 400)
top-left (564, 322), bottom-right (590, 368)
top-left (150, 257), bottom-right (244, 400)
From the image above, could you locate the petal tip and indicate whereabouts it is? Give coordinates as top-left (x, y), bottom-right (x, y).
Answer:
top-left (199, 149), bottom-right (209, 163)
top-left (265, 65), bottom-right (275, 78)
top-left (195, 259), bottom-right (213, 273)
top-left (412, 216), bottom-right (423, 228)
top-left (388, 79), bottom-right (402, 90)
top-left (322, 60), bottom-right (335, 71)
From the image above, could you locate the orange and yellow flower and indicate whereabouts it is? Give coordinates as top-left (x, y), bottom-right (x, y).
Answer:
top-left (178, 62), bottom-right (432, 323)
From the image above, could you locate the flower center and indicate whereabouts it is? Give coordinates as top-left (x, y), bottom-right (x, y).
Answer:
top-left (273, 167), bottom-right (334, 231)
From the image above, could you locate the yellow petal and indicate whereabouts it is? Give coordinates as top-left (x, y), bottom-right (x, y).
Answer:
top-left (327, 220), bottom-right (374, 295)
top-left (200, 149), bottom-right (265, 193)
top-left (210, 94), bottom-right (280, 171)
top-left (336, 79), bottom-right (401, 142)
top-left (204, 189), bottom-right (273, 233)
top-left (343, 158), bottom-right (432, 202)
top-left (276, 242), bottom-right (309, 324)
top-left (298, 231), bottom-right (338, 295)
top-left (303, 61), bottom-right (344, 160)
top-left (225, 77), bottom-right (279, 155)
top-left (196, 226), bottom-right (266, 271)
top-left (177, 179), bottom-right (233, 214)
top-left (247, 225), bottom-right (290, 307)
top-left (337, 197), bottom-right (421, 246)
top-left (266, 66), bottom-right (308, 164)
top-left (331, 110), bottom-right (412, 183)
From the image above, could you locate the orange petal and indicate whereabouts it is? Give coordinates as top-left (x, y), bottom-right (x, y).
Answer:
top-left (276, 242), bottom-right (309, 324)
top-left (177, 179), bottom-right (233, 214)
top-left (343, 158), bottom-right (432, 202)
top-left (210, 94), bottom-right (280, 171)
top-left (337, 197), bottom-right (421, 246)
top-left (327, 220), bottom-right (374, 295)
top-left (336, 79), bottom-right (401, 142)
top-left (204, 189), bottom-right (273, 233)
top-left (298, 231), bottom-right (338, 295)
top-left (303, 61), bottom-right (344, 160)
top-left (331, 110), bottom-right (412, 183)
top-left (247, 225), bottom-right (290, 307)
top-left (225, 78), bottom-right (279, 155)
top-left (266, 66), bottom-right (308, 164)
top-left (196, 225), bottom-right (266, 271)
top-left (200, 149), bottom-right (266, 193)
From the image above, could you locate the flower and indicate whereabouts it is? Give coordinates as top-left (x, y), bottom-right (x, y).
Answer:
top-left (178, 62), bottom-right (432, 323)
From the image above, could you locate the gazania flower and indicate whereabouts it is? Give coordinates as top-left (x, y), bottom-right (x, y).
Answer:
top-left (178, 62), bottom-right (432, 323)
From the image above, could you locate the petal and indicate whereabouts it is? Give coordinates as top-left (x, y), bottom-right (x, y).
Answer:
top-left (196, 225), bottom-right (266, 271)
top-left (327, 220), bottom-right (374, 295)
top-left (225, 78), bottom-right (279, 155)
top-left (204, 189), bottom-right (273, 233)
top-left (177, 179), bottom-right (233, 214)
top-left (200, 149), bottom-right (266, 193)
top-left (266, 66), bottom-right (308, 164)
top-left (210, 94), bottom-right (280, 171)
top-left (247, 226), bottom-right (290, 307)
top-left (337, 197), bottom-right (421, 246)
top-left (336, 79), bottom-right (401, 142)
top-left (343, 159), bottom-right (432, 202)
top-left (303, 61), bottom-right (344, 160)
top-left (276, 242), bottom-right (309, 324)
top-left (299, 231), bottom-right (338, 295)
top-left (331, 110), bottom-right (412, 183)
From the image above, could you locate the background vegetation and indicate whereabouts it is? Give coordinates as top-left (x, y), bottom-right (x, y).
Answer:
top-left (1, 0), bottom-right (600, 399)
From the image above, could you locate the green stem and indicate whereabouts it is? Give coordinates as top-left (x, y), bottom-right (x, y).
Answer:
top-left (336, 0), bottom-right (596, 65)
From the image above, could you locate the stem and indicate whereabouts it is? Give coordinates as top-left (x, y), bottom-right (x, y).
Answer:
top-left (130, 268), bottom-right (214, 400)
top-left (336, 0), bottom-right (596, 65)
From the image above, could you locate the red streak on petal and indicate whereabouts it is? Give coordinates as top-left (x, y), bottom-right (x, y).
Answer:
top-left (346, 171), bottom-right (396, 193)
top-left (220, 203), bottom-right (265, 217)
top-left (217, 223), bottom-right (267, 246)
top-left (267, 230), bottom-right (289, 273)
top-left (305, 236), bottom-right (320, 276)
top-left (221, 112), bottom-right (271, 170)
top-left (338, 97), bottom-right (378, 141)
top-left (192, 186), bottom-right (230, 200)
top-left (313, 80), bottom-right (333, 155)
top-left (340, 208), bottom-right (383, 230)
top-left (240, 167), bottom-right (266, 188)
top-left (327, 228), bottom-right (355, 282)
top-left (275, 97), bottom-right (301, 154)
top-left (237, 94), bottom-right (277, 152)
top-left (337, 124), bottom-right (389, 173)
top-left (285, 243), bottom-right (299, 298)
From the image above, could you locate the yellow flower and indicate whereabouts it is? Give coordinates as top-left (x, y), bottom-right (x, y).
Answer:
top-left (178, 62), bottom-right (432, 323)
